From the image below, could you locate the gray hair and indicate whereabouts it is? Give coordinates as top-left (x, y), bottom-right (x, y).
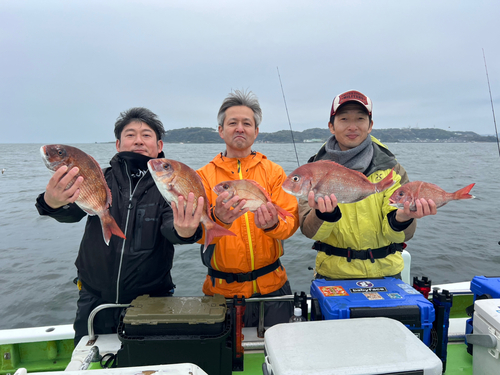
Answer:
top-left (217, 90), bottom-right (263, 128)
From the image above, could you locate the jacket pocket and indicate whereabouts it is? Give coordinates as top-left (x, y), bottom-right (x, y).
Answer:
top-left (132, 203), bottom-right (159, 252)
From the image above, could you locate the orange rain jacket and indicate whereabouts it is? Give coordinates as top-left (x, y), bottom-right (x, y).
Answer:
top-left (197, 151), bottom-right (299, 298)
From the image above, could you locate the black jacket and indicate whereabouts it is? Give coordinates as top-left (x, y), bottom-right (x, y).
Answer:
top-left (36, 151), bottom-right (202, 303)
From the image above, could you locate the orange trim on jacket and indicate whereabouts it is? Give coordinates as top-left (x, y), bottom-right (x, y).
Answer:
top-left (197, 151), bottom-right (299, 298)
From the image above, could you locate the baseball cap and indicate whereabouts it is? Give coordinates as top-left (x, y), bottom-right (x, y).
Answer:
top-left (330, 90), bottom-right (372, 116)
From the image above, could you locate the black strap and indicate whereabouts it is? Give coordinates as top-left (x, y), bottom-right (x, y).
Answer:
top-left (312, 241), bottom-right (405, 263)
top-left (80, 279), bottom-right (102, 298)
top-left (208, 259), bottom-right (282, 283)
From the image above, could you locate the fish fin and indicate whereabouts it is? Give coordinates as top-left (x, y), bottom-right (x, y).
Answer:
top-left (416, 181), bottom-right (424, 197)
top-left (375, 168), bottom-right (395, 193)
top-left (203, 221), bottom-right (236, 253)
top-left (244, 179), bottom-right (272, 199)
top-left (274, 204), bottom-right (293, 222)
top-left (100, 212), bottom-right (126, 246)
top-left (453, 183), bottom-right (475, 200)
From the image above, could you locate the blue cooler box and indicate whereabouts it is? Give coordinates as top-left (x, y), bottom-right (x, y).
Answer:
top-left (470, 276), bottom-right (500, 298)
top-left (465, 276), bottom-right (500, 351)
top-left (310, 277), bottom-right (435, 346)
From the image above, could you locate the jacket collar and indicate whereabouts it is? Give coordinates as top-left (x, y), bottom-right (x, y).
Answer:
top-left (211, 150), bottom-right (265, 173)
top-left (108, 151), bottom-right (165, 190)
top-left (309, 136), bottom-right (396, 176)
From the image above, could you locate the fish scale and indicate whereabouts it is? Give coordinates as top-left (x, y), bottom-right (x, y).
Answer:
top-left (282, 160), bottom-right (395, 203)
top-left (40, 144), bottom-right (126, 245)
top-left (389, 181), bottom-right (475, 211)
top-left (148, 158), bottom-right (236, 252)
top-left (213, 179), bottom-right (293, 221)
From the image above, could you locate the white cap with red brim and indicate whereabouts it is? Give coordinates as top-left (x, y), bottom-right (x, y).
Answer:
top-left (330, 90), bottom-right (373, 116)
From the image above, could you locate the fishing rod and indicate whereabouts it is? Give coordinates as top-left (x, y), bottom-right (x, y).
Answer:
top-left (277, 67), bottom-right (301, 166)
top-left (483, 49), bottom-right (500, 246)
top-left (482, 49), bottom-right (500, 158)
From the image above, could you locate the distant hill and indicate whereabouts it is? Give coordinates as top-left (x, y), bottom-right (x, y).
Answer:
top-left (163, 127), bottom-right (498, 143)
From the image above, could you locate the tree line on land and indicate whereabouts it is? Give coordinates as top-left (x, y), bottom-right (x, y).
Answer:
top-left (162, 127), bottom-right (498, 143)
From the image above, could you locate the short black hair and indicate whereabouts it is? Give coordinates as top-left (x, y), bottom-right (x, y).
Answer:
top-left (114, 107), bottom-right (166, 141)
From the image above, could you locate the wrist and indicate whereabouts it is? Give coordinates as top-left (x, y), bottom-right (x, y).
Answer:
top-left (212, 206), bottom-right (231, 225)
top-left (389, 210), bottom-right (414, 232)
top-left (395, 210), bottom-right (411, 223)
top-left (263, 221), bottom-right (279, 232)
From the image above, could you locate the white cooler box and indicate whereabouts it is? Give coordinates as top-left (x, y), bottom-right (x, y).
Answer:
top-left (13, 363), bottom-right (208, 375)
top-left (263, 317), bottom-right (442, 375)
top-left (466, 298), bottom-right (500, 375)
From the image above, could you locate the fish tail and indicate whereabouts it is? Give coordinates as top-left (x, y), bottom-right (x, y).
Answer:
top-left (375, 168), bottom-right (395, 193)
top-left (100, 212), bottom-right (126, 246)
top-left (274, 204), bottom-right (293, 222)
top-left (453, 183), bottom-right (475, 200)
top-left (203, 220), bottom-right (236, 253)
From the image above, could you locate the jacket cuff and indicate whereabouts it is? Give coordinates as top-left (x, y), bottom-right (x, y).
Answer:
top-left (210, 206), bottom-right (232, 228)
top-left (263, 221), bottom-right (279, 232)
top-left (35, 193), bottom-right (65, 215)
top-left (315, 206), bottom-right (342, 223)
top-left (387, 210), bottom-right (414, 231)
top-left (175, 225), bottom-right (203, 243)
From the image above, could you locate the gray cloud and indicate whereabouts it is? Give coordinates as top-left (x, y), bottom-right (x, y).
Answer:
top-left (1, 0), bottom-right (499, 143)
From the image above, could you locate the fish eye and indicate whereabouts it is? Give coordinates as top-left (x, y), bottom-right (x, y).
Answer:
top-left (163, 163), bottom-right (171, 170)
top-left (292, 175), bottom-right (300, 182)
top-left (223, 183), bottom-right (229, 189)
top-left (398, 191), bottom-right (405, 197)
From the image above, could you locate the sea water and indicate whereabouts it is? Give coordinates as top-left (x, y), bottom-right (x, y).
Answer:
top-left (0, 142), bottom-right (499, 329)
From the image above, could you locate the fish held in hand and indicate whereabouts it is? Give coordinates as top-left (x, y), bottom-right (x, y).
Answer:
top-left (389, 181), bottom-right (475, 211)
top-left (147, 158), bottom-right (236, 252)
top-left (40, 144), bottom-right (126, 245)
top-left (213, 179), bottom-right (293, 222)
top-left (282, 160), bottom-right (395, 203)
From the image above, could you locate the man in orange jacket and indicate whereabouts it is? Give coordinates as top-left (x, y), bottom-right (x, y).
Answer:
top-left (197, 90), bottom-right (299, 327)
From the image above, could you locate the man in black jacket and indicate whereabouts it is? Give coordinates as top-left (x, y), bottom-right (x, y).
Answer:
top-left (36, 107), bottom-right (204, 346)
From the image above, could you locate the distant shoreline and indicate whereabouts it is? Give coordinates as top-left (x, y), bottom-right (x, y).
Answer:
top-left (159, 127), bottom-right (499, 144)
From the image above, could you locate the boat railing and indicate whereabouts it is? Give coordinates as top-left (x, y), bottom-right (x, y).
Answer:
top-left (85, 282), bottom-right (474, 347)
top-left (85, 295), bottom-right (301, 345)
top-left (87, 304), bottom-right (130, 343)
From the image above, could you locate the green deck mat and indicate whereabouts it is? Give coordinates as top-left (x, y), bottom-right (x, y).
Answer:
top-left (445, 343), bottom-right (473, 374)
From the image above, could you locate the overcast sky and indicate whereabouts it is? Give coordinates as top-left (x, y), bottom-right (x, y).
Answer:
top-left (1, 0), bottom-right (499, 144)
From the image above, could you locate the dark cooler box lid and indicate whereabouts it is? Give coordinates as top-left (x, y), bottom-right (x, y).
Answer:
top-left (123, 294), bottom-right (227, 326)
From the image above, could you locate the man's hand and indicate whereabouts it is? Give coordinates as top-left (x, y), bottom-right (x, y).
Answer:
top-left (171, 192), bottom-right (204, 238)
top-left (307, 191), bottom-right (338, 213)
top-left (395, 198), bottom-right (437, 222)
top-left (44, 166), bottom-right (83, 209)
top-left (254, 202), bottom-right (279, 230)
top-left (213, 191), bottom-right (249, 224)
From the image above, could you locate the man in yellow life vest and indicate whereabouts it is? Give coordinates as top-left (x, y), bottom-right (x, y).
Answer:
top-left (300, 90), bottom-right (437, 280)
top-left (197, 90), bottom-right (299, 327)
